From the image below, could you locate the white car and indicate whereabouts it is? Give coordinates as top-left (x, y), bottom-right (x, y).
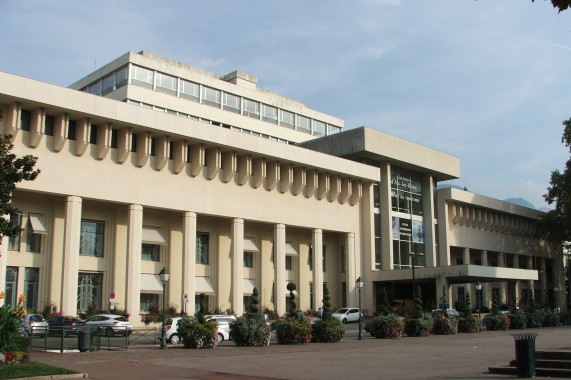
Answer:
top-left (20, 313), bottom-right (49, 336)
top-left (156, 317), bottom-right (182, 345)
top-left (206, 315), bottom-right (237, 342)
top-left (84, 314), bottom-right (133, 337)
top-left (332, 308), bottom-right (362, 323)
top-left (156, 315), bottom-right (237, 345)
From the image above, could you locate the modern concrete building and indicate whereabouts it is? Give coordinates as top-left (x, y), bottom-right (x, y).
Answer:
top-left (0, 51), bottom-right (562, 324)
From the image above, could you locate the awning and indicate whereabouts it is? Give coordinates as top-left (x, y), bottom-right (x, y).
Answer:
top-left (142, 226), bottom-right (167, 245)
top-left (243, 238), bottom-right (259, 252)
top-left (285, 242), bottom-right (298, 256)
top-left (28, 213), bottom-right (47, 235)
top-left (140, 274), bottom-right (164, 294)
top-left (195, 277), bottom-right (215, 295)
top-left (243, 279), bottom-right (256, 295)
top-left (285, 281), bottom-right (298, 295)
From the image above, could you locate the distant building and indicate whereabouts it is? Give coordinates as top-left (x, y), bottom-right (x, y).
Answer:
top-left (0, 51), bottom-right (561, 322)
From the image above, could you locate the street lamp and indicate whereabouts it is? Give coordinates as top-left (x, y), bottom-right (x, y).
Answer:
top-left (476, 282), bottom-right (482, 319)
top-left (159, 267), bottom-right (170, 350)
top-left (409, 251), bottom-right (424, 301)
top-left (356, 277), bottom-right (364, 340)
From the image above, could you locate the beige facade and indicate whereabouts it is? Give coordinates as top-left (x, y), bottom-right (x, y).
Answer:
top-left (0, 51), bottom-right (562, 324)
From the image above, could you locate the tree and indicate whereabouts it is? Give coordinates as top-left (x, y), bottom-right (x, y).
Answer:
top-left (286, 282), bottom-right (297, 316)
top-left (0, 110), bottom-right (40, 241)
top-left (322, 283), bottom-right (332, 321)
top-left (531, 0), bottom-right (571, 13)
top-left (463, 292), bottom-right (473, 318)
top-left (249, 287), bottom-right (259, 314)
top-left (376, 287), bottom-right (390, 316)
top-left (413, 284), bottom-right (423, 318)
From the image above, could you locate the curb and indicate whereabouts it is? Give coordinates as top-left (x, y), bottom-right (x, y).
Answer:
top-left (15, 373), bottom-right (88, 380)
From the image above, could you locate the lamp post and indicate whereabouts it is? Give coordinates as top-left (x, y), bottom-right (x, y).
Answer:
top-left (410, 251), bottom-right (424, 301)
top-left (476, 281), bottom-right (482, 319)
top-left (356, 277), bottom-right (364, 340)
top-left (159, 267), bottom-right (170, 350)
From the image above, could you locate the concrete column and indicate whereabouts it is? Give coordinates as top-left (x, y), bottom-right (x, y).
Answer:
top-left (540, 257), bottom-right (547, 305)
top-left (126, 204), bottom-right (143, 316)
top-left (183, 212), bottom-right (197, 314)
top-left (62, 196), bottom-right (82, 316)
top-left (379, 163), bottom-right (392, 270)
top-left (463, 248), bottom-right (470, 265)
top-left (0, 216), bottom-right (7, 306)
top-left (513, 254), bottom-right (520, 269)
top-left (346, 233), bottom-right (357, 308)
top-left (498, 253), bottom-right (506, 304)
top-left (481, 251), bottom-right (489, 307)
top-left (312, 229), bottom-right (323, 311)
top-left (232, 218), bottom-right (244, 316)
top-left (436, 199), bottom-right (451, 267)
top-left (274, 224), bottom-right (286, 315)
top-left (422, 174), bottom-right (436, 267)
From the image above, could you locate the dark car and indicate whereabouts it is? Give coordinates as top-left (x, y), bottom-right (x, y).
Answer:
top-left (47, 316), bottom-right (85, 337)
top-left (472, 306), bottom-right (491, 314)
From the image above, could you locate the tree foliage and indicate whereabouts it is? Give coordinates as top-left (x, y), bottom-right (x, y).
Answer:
top-left (540, 118), bottom-right (571, 250)
top-left (531, 0), bottom-right (571, 13)
top-left (0, 111), bottom-right (40, 241)
top-left (322, 283), bottom-right (332, 321)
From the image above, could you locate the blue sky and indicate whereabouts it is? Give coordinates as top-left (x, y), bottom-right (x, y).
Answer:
top-left (1, 0), bottom-right (569, 209)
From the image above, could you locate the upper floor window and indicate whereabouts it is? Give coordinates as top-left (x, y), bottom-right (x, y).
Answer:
top-left (243, 99), bottom-right (260, 119)
top-left (201, 87), bottom-right (221, 108)
top-left (156, 73), bottom-right (177, 95)
top-left (80, 220), bottom-right (105, 257)
top-left (179, 80), bottom-right (199, 102)
top-left (26, 213), bottom-right (47, 253)
top-left (261, 104), bottom-right (278, 124)
top-left (101, 74), bottom-right (114, 96)
top-left (280, 110), bottom-right (295, 129)
top-left (44, 115), bottom-right (54, 136)
top-left (19, 110), bottom-right (31, 131)
top-left (8, 214), bottom-right (22, 251)
top-left (285, 255), bottom-right (293, 271)
top-left (313, 120), bottom-right (326, 137)
top-left (244, 251), bottom-right (253, 268)
top-left (196, 233), bottom-right (209, 265)
top-left (116, 66), bottom-right (128, 88)
top-left (296, 115), bottom-right (310, 134)
top-left (131, 65), bottom-right (154, 89)
top-left (328, 125), bottom-right (341, 135)
top-left (223, 93), bottom-right (241, 114)
top-left (142, 244), bottom-right (160, 261)
top-left (341, 245), bottom-right (346, 273)
top-left (322, 245), bottom-right (327, 272)
top-left (141, 226), bottom-right (166, 261)
top-left (88, 82), bottom-right (101, 95)
top-left (67, 120), bottom-right (76, 140)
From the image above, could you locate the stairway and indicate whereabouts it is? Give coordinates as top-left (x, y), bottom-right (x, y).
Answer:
top-left (489, 351), bottom-right (571, 378)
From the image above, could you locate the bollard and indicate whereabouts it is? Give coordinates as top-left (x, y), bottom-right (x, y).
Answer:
top-left (78, 327), bottom-right (91, 352)
top-left (511, 333), bottom-right (538, 378)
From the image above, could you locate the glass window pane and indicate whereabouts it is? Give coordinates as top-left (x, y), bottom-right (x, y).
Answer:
top-left (261, 104), bottom-right (278, 124)
top-left (223, 93), bottom-right (241, 113)
top-left (179, 80), bottom-right (199, 102)
top-left (77, 272), bottom-right (103, 311)
top-left (26, 216), bottom-right (41, 253)
top-left (142, 244), bottom-right (160, 261)
top-left (296, 115), bottom-right (310, 133)
top-left (116, 66), bottom-right (128, 88)
top-left (80, 220), bottom-right (105, 257)
top-left (243, 99), bottom-right (260, 119)
top-left (280, 110), bottom-right (295, 129)
top-left (156, 73), bottom-right (177, 95)
top-left (196, 233), bottom-right (209, 265)
top-left (313, 120), bottom-right (326, 137)
top-left (24, 268), bottom-right (39, 311)
top-left (201, 87), bottom-right (221, 108)
top-left (140, 293), bottom-right (158, 312)
top-left (5, 267), bottom-right (18, 309)
top-left (20, 110), bottom-right (31, 131)
top-left (130, 65), bottom-right (154, 89)
top-left (8, 214), bottom-right (22, 251)
top-left (101, 74), bottom-right (114, 96)
top-left (44, 115), bottom-right (54, 136)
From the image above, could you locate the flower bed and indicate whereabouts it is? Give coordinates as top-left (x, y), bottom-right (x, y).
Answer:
top-left (311, 319), bottom-right (345, 343)
top-left (230, 314), bottom-right (271, 347)
top-left (432, 317), bottom-right (458, 335)
top-left (366, 314), bottom-right (402, 339)
top-left (274, 315), bottom-right (311, 345)
top-left (177, 316), bottom-right (218, 349)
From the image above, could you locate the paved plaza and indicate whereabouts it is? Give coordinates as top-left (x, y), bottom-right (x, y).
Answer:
top-left (31, 325), bottom-right (571, 380)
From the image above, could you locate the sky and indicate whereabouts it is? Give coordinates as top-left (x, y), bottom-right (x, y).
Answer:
top-left (1, 0), bottom-right (570, 210)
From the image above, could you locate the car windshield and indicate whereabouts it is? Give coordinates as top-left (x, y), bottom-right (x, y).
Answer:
top-left (334, 308), bottom-right (350, 313)
top-left (30, 315), bottom-right (44, 322)
top-left (114, 316), bottom-right (128, 322)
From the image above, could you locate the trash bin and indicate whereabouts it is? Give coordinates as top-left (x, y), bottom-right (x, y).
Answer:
top-left (511, 333), bottom-right (538, 378)
top-left (78, 327), bottom-right (91, 352)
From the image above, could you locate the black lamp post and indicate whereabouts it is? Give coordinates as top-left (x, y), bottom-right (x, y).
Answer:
top-left (356, 276), bottom-right (364, 340)
top-left (159, 267), bottom-right (170, 350)
top-left (410, 251), bottom-right (424, 301)
top-left (476, 281), bottom-right (482, 319)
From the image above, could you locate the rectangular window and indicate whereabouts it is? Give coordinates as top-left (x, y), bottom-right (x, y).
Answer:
top-left (179, 79), bottom-right (199, 102)
top-left (201, 87), bottom-right (221, 108)
top-left (341, 245), bottom-right (346, 273)
top-left (280, 110), bottom-right (295, 129)
top-left (131, 133), bottom-right (137, 152)
top-left (196, 233), bottom-right (209, 265)
top-left (322, 245), bottom-right (327, 272)
top-left (88, 82), bottom-right (101, 95)
top-left (341, 282), bottom-right (347, 307)
top-left (8, 214), bottom-right (22, 251)
top-left (80, 220), bottom-right (105, 257)
top-left (26, 215), bottom-right (42, 253)
top-left (142, 243), bottom-right (160, 261)
top-left (156, 72), bottom-right (177, 95)
top-left (308, 246), bottom-right (313, 271)
top-left (5, 267), bottom-right (18, 309)
top-left (130, 65), bottom-right (154, 89)
top-left (296, 115), bottom-right (310, 134)
top-left (110, 129), bottom-right (118, 149)
top-left (243, 251), bottom-right (253, 268)
top-left (101, 74), bottom-right (114, 96)
top-left (328, 125), bottom-right (341, 135)
top-left (44, 115), bottom-right (54, 136)
top-left (115, 66), bottom-right (128, 88)
top-left (89, 125), bottom-right (97, 144)
top-left (67, 120), bottom-right (76, 140)
top-left (20, 110), bottom-right (31, 131)
top-left (243, 99), bottom-right (260, 119)
top-left (313, 120), bottom-right (326, 137)
top-left (285, 255), bottom-right (292, 271)
top-left (195, 294), bottom-right (209, 312)
top-left (261, 104), bottom-right (278, 124)
top-left (24, 268), bottom-right (39, 311)
top-left (223, 93), bottom-right (241, 114)
top-left (243, 296), bottom-right (251, 314)
top-left (77, 272), bottom-right (103, 311)
top-left (140, 293), bottom-right (158, 312)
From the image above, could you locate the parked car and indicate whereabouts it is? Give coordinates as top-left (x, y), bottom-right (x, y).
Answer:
top-left (472, 306), bottom-right (491, 314)
top-left (47, 315), bottom-right (85, 336)
top-left (156, 317), bottom-right (182, 345)
top-left (331, 308), bottom-right (362, 323)
top-left (431, 309), bottom-right (460, 319)
top-left (84, 314), bottom-right (133, 337)
top-left (20, 313), bottom-right (49, 336)
top-left (259, 313), bottom-right (274, 327)
top-left (206, 315), bottom-right (237, 343)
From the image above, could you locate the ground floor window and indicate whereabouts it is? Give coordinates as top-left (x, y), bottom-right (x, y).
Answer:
top-left (195, 294), bottom-right (209, 313)
top-left (77, 272), bottom-right (103, 311)
top-left (243, 296), bottom-right (251, 313)
top-left (5, 267), bottom-right (18, 308)
top-left (24, 268), bottom-right (39, 311)
top-left (141, 243), bottom-right (160, 261)
top-left (140, 293), bottom-right (159, 312)
top-left (285, 256), bottom-right (293, 270)
top-left (285, 296), bottom-right (292, 312)
top-left (341, 282), bottom-right (347, 307)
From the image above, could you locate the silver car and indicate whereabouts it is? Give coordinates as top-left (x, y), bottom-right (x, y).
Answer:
top-left (20, 313), bottom-right (49, 336)
top-left (332, 308), bottom-right (362, 324)
top-left (84, 314), bottom-right (133, 337)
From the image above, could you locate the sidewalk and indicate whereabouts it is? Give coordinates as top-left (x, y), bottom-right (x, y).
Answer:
top-left (31, 326), bottom-right (571, 380)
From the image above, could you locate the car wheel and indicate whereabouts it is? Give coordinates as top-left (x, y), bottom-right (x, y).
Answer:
top-left (342, 318), bottom-right (347, 324)
top-left (169, 334), bottom-right (180, 345)
top-left (217, 333), bottom-right (224, 343)
top-left (105, 327), bottom-right (114, 337)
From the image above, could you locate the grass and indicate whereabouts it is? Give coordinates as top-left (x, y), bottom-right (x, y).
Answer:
top-left (0, 362), bottom-right (79, 379)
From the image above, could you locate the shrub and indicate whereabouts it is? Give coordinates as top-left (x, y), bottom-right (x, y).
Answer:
top-left (526, 310), bottom-right (544, 328)
top-left (508, 313), bottom-right (527, 330)
top-left (542, 310), bottom-right (559, 327)
top-left (311, 318), bottom-right (345, 343)
top-left (559, 309), bottom-right (570, 325)
top-left (274, 314), bottom-right (311, 345)
top-left (404, 314), bottom-right (432, 337)
top-left (0, 293), bottom-right (32, 355)
top-left (177, 316), bottom-right (218, 349)
top-left (432, 317), bottom-right (458, 335)
top-left (484, 313), bottom-right (510, 331)
top-left (229, 314), bottom-right (271, 347)
top-left (367, 314), bottom-right (402, 339)
top-left (458, 316), bottom-right (481, 333)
